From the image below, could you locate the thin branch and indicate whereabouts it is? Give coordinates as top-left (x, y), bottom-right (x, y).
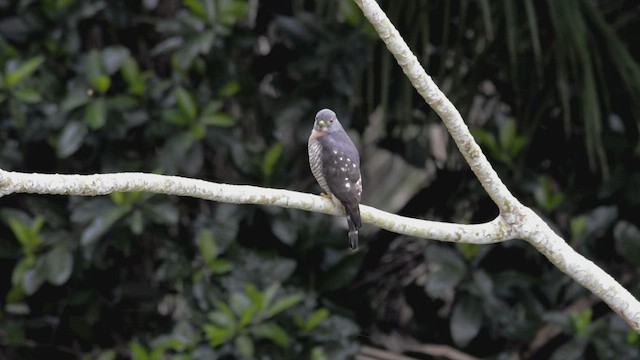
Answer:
top-left (0, 168), bottom-right (509, 245)
top-left (354, 0), bottom-right (519, 216)
top-left (352, 0), bottom-right (640, 330)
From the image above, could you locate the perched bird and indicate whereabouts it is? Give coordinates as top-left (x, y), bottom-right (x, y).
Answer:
top-left (308, 109), bottom-right (363, 250)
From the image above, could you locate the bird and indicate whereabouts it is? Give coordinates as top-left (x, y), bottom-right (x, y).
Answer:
top-left (308, 108), bottom-right (363, 250)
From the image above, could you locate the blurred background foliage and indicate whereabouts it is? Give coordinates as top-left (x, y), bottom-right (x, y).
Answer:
top-left (0, 0), bottom-right (639, 359)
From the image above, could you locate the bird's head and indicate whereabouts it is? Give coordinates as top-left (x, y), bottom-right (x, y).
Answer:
top-left (313, 109), bottom-right (343, 133)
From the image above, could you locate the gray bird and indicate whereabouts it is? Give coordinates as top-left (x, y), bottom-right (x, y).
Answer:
top-left (308, 109), bottom-right (363, 250)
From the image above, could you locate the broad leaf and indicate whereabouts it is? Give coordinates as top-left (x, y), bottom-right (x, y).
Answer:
top-left (250, 322), bottom-right (289, 347)
top-left (6, 56), bottom-right (44, 88)
top-left (266, 293), bottom-right (303, 318)
top-left (175, 87), bottom-right (197, 121)
top-left (45, 245), bottom-right (74, 285)
top-left (450, 296), bottom-right (482, 347)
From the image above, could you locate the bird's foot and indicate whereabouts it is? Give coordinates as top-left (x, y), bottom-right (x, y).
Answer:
top-left (320, 192), bottom-right (332, 198)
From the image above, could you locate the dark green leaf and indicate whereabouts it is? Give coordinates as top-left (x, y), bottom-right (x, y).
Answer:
top-left (130, 341), bottom-right (150, 360)
top-left (80, 205), bottom-right (131, 248)
top-left (570, 309), bottom-right (592, 337)
top-left (210, 259), bottom-right (232, 274)
top-left (11, 258), bottom-right (31, 287)
top-left (86, 50), bottom-right (103, 82)
top-left (183, 0), bottom-right (205, 19)
top-left (197, 228), bottom-right (217, 267)
top-left (121, 57), bottom-right (145, 95)
top-left (311, 346), bottom-right (330, 360)
top-left (262, 282), bottom-right (280, 312)
top-left (614, 221), bottom-right (640, 266)
top-left (200, 113), bottom-right (236, 127)
top-left (218, 81), bottom-right (239, 97)
top-left (270, 217), bottom-right (296, 245)
top-left (96, 350), bottom-right (116, 360)
top-left (5, 302), bottom-right (30, 316)
top-left (499, 119), bottom-right (517, 150)
top-left (162, 108), bottom-right (189, 125)
top-left (129, 209), bottom-right (144, 235)
top-left (549, 337), bottom-right (588, 360)
top-left (450, 296), bottom-right (482, 347)
top-left (250, 322), bottom-right (289, 347)
top-left (143, 202), bottom-right (179, 225)
top-left (262, 142), bottom-right (282, 180)
top-left (244, 284), bottom-right (264, 309)
top-left (220, 0), bottom-right (247, 25)
top-left (13, 87), bottom-right (42, 103)
top-left (57, 120), bottom-right (88, 158)
top-left (424, 245), bottom-right (466, 298)
top-left (194, 30), bottom-right (215, 53)
top-left (208, 310), bottom-right (236, 329)
top-left (102, 46), bottom-right (130, 74)
top-left (107, 94), bottom-right (138, 111)
top-left (238, 304), bottom-right (257, 329)
top-left (190, 123), bottom-right (206, 139)
top-left (266, 293), bottom-right (303, 318)
top-left (234, 335), bottom-right (254, 359)
top-left (203, 324), bottom-right (234, 347)
top-left (471, 129), bottom-right (498, 156)
top-left (45, 245), bottom-right (74, 285)
top-left (5, 322), bottom-right (26, 346)
top-left (91, 75), bottom-right (111, 94)
top-left (577, 206), bottom-right (618, 243)
top-left (61, 92), bottom-right (91, 113)
top-left (214, 301), bottom-right (237, 328)
top-left (230, 292), bottom-right (252, 316)
top-left (6, 215), bottom-right (43, 252)
top-left (85, 98), bottom-right (107, 130)
top-left (6, 56), bottom-right (44, 88)
top-left (22, 266), bottom-right (45, 295)
top-left (304, 308), bottom-right (330, 331)
top-left (175, 87), bottom-right (197, 121)
top-left (457, 243), bottom-right (479, 260)
top-left (202, 0), bottom-right (216, 23)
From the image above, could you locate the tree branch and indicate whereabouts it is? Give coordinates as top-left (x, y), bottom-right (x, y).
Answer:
top-left (0, 168), bottom-right (508, 245)
top-left (353, 0), bottom-right (640, 330)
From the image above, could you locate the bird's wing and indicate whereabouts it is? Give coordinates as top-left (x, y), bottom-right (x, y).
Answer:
top-left (319, 131), bottom-right (362, 204)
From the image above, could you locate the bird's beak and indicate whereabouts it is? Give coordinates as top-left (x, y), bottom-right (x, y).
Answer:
top-left (317, 119), bottom-right (327, 128)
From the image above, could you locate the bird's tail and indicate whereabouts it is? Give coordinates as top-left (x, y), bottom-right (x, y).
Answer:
top-left (345, 204), bottom-right (362, 251)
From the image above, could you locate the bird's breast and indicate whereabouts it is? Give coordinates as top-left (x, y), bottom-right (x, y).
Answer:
top-left (308, 140), bottom-right (331, 194)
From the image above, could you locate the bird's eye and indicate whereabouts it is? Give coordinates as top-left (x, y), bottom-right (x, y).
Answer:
top-left (329, 119), bottom-right (334, 123)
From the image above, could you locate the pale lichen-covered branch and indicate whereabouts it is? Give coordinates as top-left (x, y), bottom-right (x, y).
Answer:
top-left (0, 168), bottom-right (509, 245)
top-left (353, 0), bottom-right (640, 331)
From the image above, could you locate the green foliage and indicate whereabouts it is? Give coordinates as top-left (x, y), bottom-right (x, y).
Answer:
top-left (1, 0), bottom-right (639, 359)
top-left (473, 118), bottom-right (527, 167)
top-left (201, 282), bottom-right (306, 351)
